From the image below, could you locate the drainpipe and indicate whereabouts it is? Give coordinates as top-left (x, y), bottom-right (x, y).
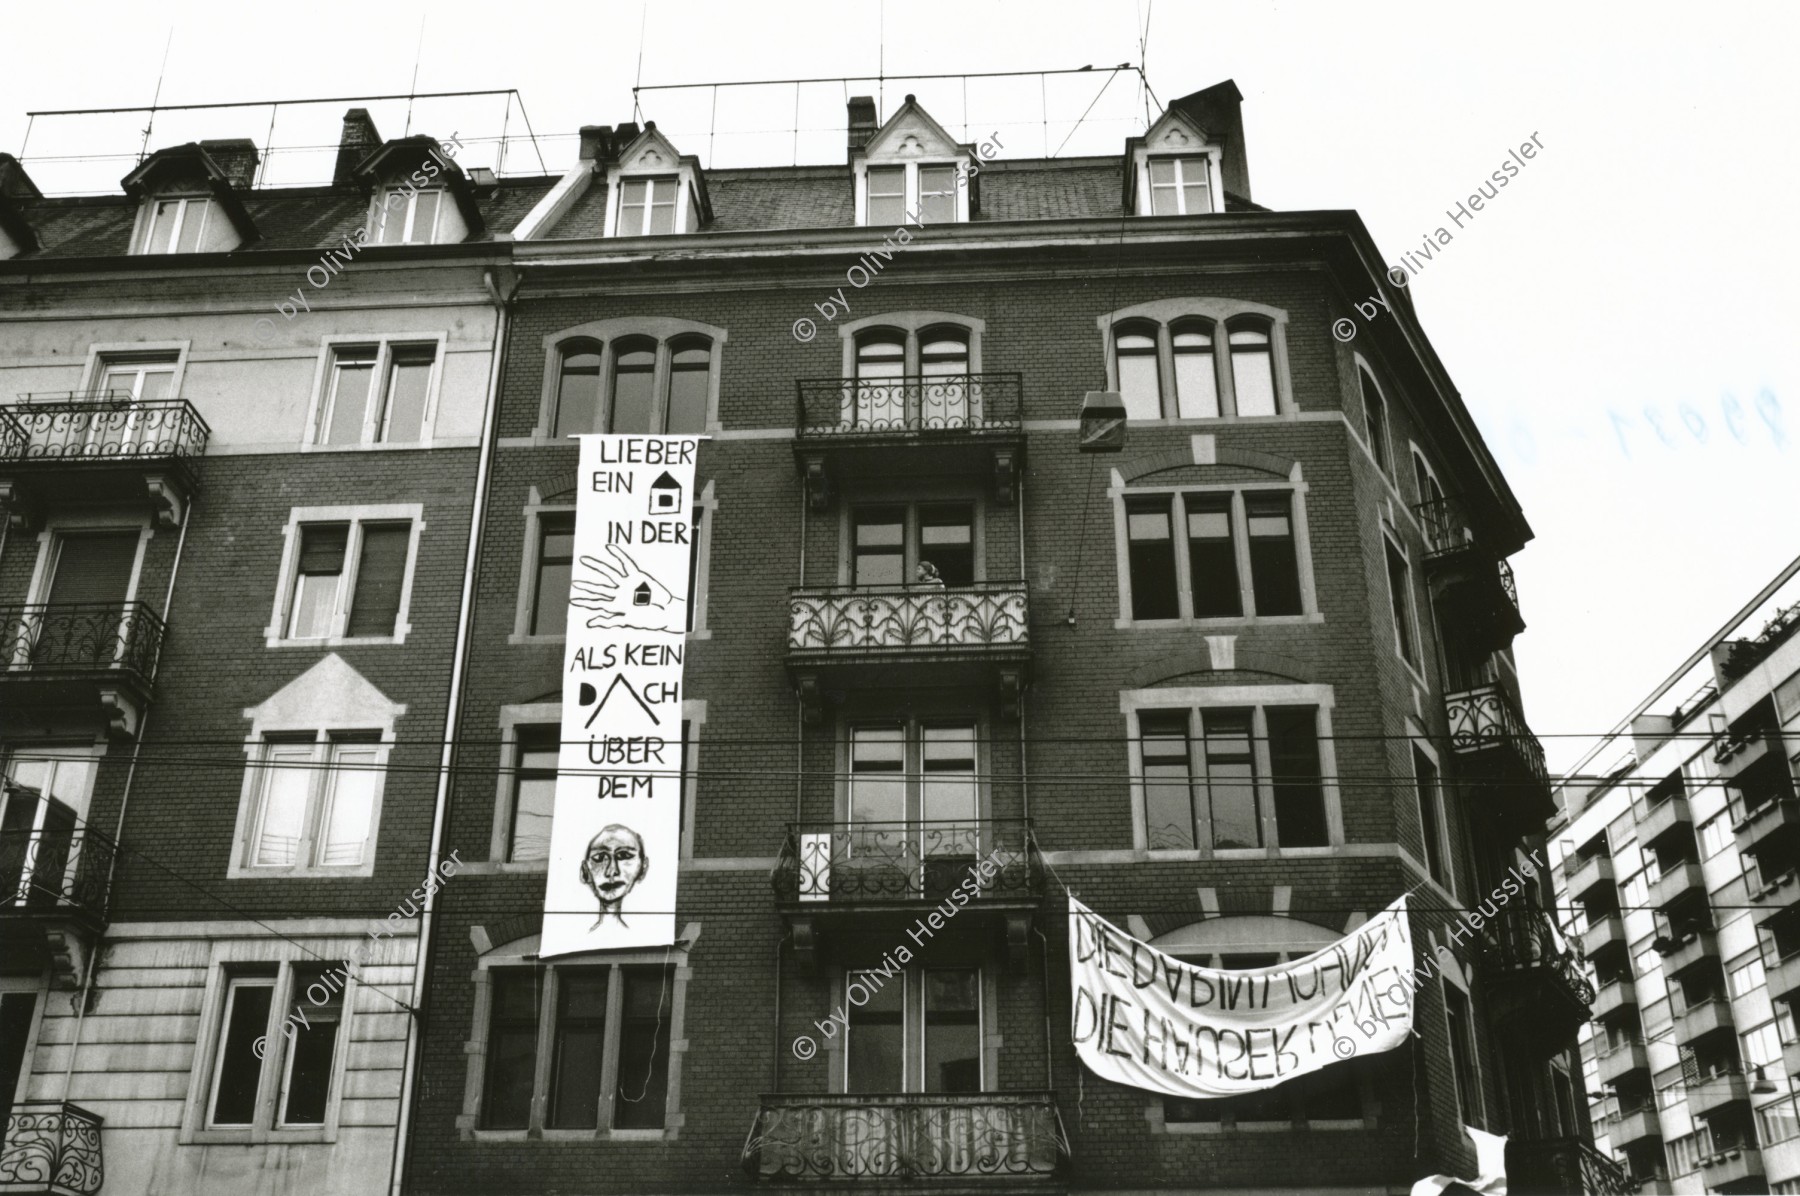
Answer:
top-left (388, 265), bottom-right (516, 1196)
top-left (63, 490), bottom-right (195, 1098)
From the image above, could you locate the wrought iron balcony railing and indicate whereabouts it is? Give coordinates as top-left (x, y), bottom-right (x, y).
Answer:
top-left (1414, 495), bottom-right (1523, 619)
top-left (1479, 906), bottom-right (1596, 1007)
top-left (795, 373), bottom-right (1023, 439)
top-left (741, 1092), bottom-right (1069, 1183)
top-left (1507, 1137), bottom-right (1633, 1196)
top-left (0, 392), bottom-right (210, 464)
top-left (0, 1102), bottom-right (104, 1195)
top-left (1445, 683), bottom-right (1549, 788)
top-left (0, 821), bottom-right (118, 924)
top-left (1, 602), bottom-right (166, 689)
top-left (775, 819), bottom-right (1040, 904)
top-left (789, 582), bottom-right (1028, 655)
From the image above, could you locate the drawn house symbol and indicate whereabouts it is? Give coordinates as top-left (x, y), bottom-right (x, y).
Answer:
top-left (648, 471), bottom-right (682, 514)
top-left (633, 582), bottom-right (652, 606)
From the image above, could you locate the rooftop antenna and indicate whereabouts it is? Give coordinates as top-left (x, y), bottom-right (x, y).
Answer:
top-left (403, 16), bottom-right (426, 136)
top-left (138, 28), bottom-right (175, 166)
top-left (632, 0), bottom-right (648, 124)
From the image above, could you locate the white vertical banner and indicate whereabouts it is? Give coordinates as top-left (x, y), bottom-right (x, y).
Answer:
top-left (541, 434), bottom-right (700, 955)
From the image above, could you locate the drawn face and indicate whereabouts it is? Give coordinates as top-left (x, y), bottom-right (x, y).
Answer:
top-left (581, 825), bottom-right (647, 908)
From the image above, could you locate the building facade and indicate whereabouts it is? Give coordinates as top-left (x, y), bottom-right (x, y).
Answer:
top-left (0, 116), bottom-right (553, 1194)
top-left (1554, 557), bottom-right (1800, 1194)
top-left (397, 82), bottom-right (1617, 1194)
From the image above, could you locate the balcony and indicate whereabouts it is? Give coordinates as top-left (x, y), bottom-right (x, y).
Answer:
top-left (1444, 684), bottom-right (1554, 835)
top-left (1605, 1106), bottom-right (1661, 1149)
top-left (0, 817), bottom-right (117, 990)
top-left (788, 582), bottom-right (1030, 720)
top-left (1477, 907), bottom-right (1594, 1055)
top-left (1674, 999), bottom-right (1734, 1048)
top-left (741, 1092), bottom-right (1069, 1187)
top-left (793, 374), bottom-right (1024, 510)
top-left (1564, 854), bottom-right (1615, 902)
top-left (0, 393), bottom-right (208, 529)
top-left (773, 820), bottom-right (1042, 970)
top-left (1695, 1143), bottom-right (1763, 1192)
top-left (1652, 925), bottom-right (1718, 982)
top-left (1592, 977), bottom-right (1638, 1022)
top-left (1505, 1137), bottom-right (1633, 1196)
top-left (0, 1101), bottom-right (103, 1195)
top-left (1764, 951), bottom-right (1800, 1004)
top-left (1649, 863), bottom-right (1705, 914)
top-left (1583, 914), bottom-right (1628, 965)
top-left (1635, 794), bottom-right (1693, 853)
top-left (0, 602), bottom-right (166, 738)
top-left (1731, 786), bottom-right (1800, 868)
top-left (1414, 495), bottom-right (1525, 654)
top-left (1597, 1041), bottom-right (1651, 1087)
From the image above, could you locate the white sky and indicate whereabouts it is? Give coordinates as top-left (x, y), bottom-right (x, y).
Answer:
top-left (5, 0), bottom-right (1797, 774)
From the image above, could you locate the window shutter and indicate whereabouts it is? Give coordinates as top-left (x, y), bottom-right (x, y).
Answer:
top-left (297, 525), bottom-right (349, 575)
top-left (346, 524), bottom-right (410, 637)
top-left (45, 532), bottom-right (140, 606)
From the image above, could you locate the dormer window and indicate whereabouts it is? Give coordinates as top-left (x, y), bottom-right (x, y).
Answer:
top-left (618, 178), bottom-right (679, 236)
top-left (1148, 158), bottom-right (1212, 216)
top-left (851, 96), bottom-right (981, 227)
top-left (139, 197), bottom-right (216, 254)
top-left (867, 167), bottom-right (906, 225)
top-left (373, 187), bottom-right (445, 244)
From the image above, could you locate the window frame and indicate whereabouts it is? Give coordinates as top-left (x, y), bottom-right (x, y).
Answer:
top-left (1123, 684), bottom-right (1343, 856)
top-left (827, 965), bottom-right (992, 1094)
top-left (264, 505), bottom-right (425, 648)
top-left (1112, 481), bottom-right (1318, 629)
top-left (1383, 530), bottom-right (1424, 675)
top-left (1145, 155), bottom-right (1215, 217)
top-left (835, 313), bottom-right (985, 381)
top-left (183, 958), bottom-right (356, 1145)
top-left (303, 334), bottom-right (448, 450)
top-left (135, 194), bottom-right (216, 255)
top-left (835, 714), bottom-right (990, 831)
top-left (462, 944), bottom-right (690, 1142)
top-left (854, 159), bottom-right (972, 226)
top-left (1096, 299), bottom-right (1293, 420)
top-left (230, 730), bottom-right (390, 878)
top-left (533, 319), bottom-right (727, 442)
top-left (1358, 367), bottom-right (1393, 476)
top-left (840, 494), bottom-right (984, 588)
top-left (370, 186), bottom-right (448, 245)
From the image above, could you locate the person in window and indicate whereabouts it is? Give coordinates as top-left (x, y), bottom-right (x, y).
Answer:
top-left (580, 824), bottom-right (648, 929)
top-left (915, 560), bottom-right (946, 589)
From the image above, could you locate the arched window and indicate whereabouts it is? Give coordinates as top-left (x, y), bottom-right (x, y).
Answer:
top-left (608, 337), bottom-right (658, 433)
top-left (553, 342), bottom-right (602, 437)
top-left (1228, 321), bottom-right (1277, 418)
top-left (666, 337), bottom-right (711, 434)
top-left (919, 328), bottom-right (971, 427)
top-left (1115, 324), bottom-right (1162, 420)
top-left (852, 331), bottom-right (908, 427)
top-left (1359, 368), bottom-right (1391, 473)
top-left (1171, 321), bottom-right (1218, 419)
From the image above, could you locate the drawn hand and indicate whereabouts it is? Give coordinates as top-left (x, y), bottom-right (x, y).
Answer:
top-left (570, 544), bottom-right (688, 634)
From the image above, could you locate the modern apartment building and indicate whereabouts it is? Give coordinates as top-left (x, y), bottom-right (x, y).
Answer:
top-left (390, 81), bottom-right (1620, 1194)
top-left (1555, 556), bottom-right (1800, 1195)
top-left (0, 114), bottom-right (554, 1194)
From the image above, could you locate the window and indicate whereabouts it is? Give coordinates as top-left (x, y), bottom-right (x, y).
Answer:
top-left (1622, 871), bottom-right (1651, 909)
top-left (201, 962), bottom-right (350, 1137)
top-left (1699, 816), bottom-right (1730, 858)
top-left (281, 519), bottom-right (414, 642)
top-left (1360, 370), bottom-right (1391, 474)
top-left (617, 178), bottom-right (679, 236)
top-left (918, 166), bottom-right (957, 224)
top-left (1729, 956), bottom-right (1767, 998)
top-left (317, 342), bottom-right (437, 446)
top-left (1136, 705), bottom-right (1330, 851)
top-left (505, 728), bottom-right (560, 863)
top-left (1148, 157), bottom-right (1212, 216)
top-left (374, 188), bottom-right (444, 244)
top-left (1445, 986), bottom-right (1480, 1123)
top-left (844, 967), bottom-right (982, 1093)
top-left (867, 166), bottom-right (906, 226)
top-left (478, 963), bottom-right (675, 1133)
top-left (245, 733), bottom-right (385, 870)
top-left (1227, 322), bottom-right (1277, 417)
top-left (1759, 1097), bottom-right (1800, 1147)
top-left (95, 353), bottom-right (178, 402)
top-left (1414, 748), bottom-right (1448, 887)
top-left (1172, 322), bottom-right (1219, 418)
top-left (530, 514), bottom-right (575, 637)
top-left (851, 503), bottom-right (976, 588)
top-left (547, 333), bottom-right (715, 436)
top-left (139, 197), bottom-right (213, 254)
top-left (1121, 488), bottom-right (1311, 623)
top-left (1385, 537), bottom-right (1418, 666)
top-left (1743, 1019), bottom-right (1784, 1076)
top-left (848, 722), bottom-right (980, 841)
top-left (1666, 1128), bottom-right (1707, 1175)
top-left (847, 967), bottom-right (905, 1091)
top-left (1116, 326), bottom-right (1162, 421)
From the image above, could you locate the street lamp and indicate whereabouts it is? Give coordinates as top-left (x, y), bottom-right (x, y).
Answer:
top-left (1078, 390), bottom-right (1125, 452)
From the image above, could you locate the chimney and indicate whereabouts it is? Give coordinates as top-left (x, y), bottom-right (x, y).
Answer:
top-left (334, 108), bottom-right (382, 185)
top-left (198, 139), bottom-right (260, 189)
top-left (0, 153), bottom-right (41, 200)
top-left (1171, 79), bottom-right (1251, 202)
top-left (847, 96), bottom-right (878, 159)
top-left (578, 125), bottom-right (612, 163)
top-left (613, 122), bottom-right (641, 149)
